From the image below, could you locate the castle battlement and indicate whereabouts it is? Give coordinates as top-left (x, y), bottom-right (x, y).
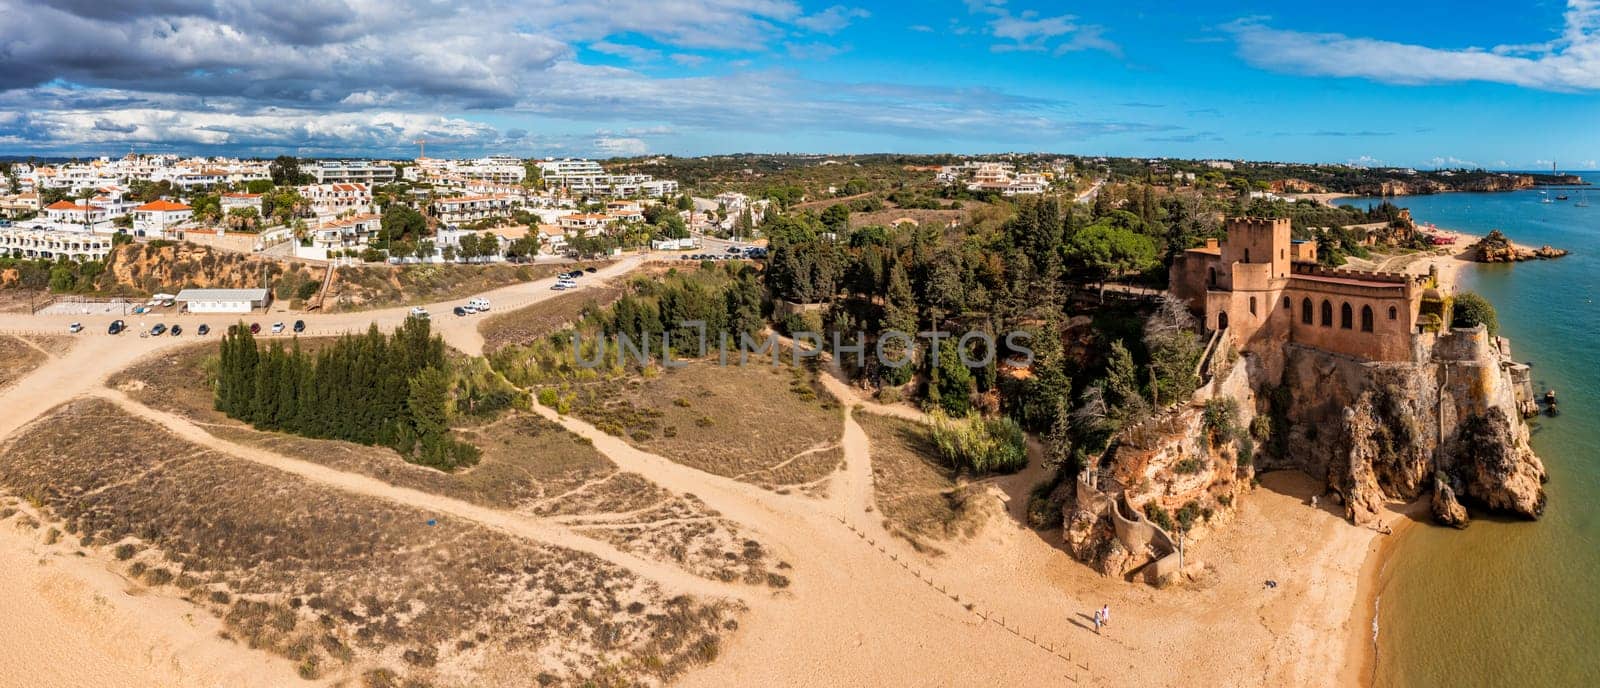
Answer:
top-left (1169, 217), bottom-right (1428, 366)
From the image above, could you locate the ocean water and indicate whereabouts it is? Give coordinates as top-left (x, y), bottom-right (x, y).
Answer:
top-left (1340, 180), bottom-right (1600, 687)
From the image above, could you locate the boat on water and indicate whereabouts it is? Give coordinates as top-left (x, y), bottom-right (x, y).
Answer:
top-left (1557, 194), bottom-right (1571, 200)
top-left (1577, 190), bottom-right (1591, 208)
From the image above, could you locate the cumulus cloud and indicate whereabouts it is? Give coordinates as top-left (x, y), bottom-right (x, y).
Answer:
top-left (1226, 1), bottom-right (1600, 91)
top-left (0, 0), bottom-right (1161, 155)
top-left (965, 1), bottom-right (1121, 57)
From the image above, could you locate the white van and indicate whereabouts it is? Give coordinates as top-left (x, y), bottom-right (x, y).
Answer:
top-left (468, 298), bottom-right (490, 311)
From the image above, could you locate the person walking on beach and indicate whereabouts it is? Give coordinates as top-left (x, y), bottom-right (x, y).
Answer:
top-left (1099, 605), bottom-right (1110, 630)
top-left (1092, 608), bottom-right (1102, 634)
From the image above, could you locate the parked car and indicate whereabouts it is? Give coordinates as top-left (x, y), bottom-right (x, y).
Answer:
top-left (409, 306), bottom-right (429, 319)
top-left (108, 320), bottom-right (125, 335)
top-left (469, 298), bottom-right (490, 311)
top-left (293, 320), bottom-right (305, 333)
top-left (726, 246), bottom-right (743, 254)
top-left (550, 283), bottom-right (568, 291)
top-left (170, 324), bottom-right (182, 336)
top-left (150, 323), bottom-right (166, 336)
top-left (271, 322), bottom-right (285, 334)
top-left (131, 305), bottom-right (149, 314)
top-left (680, 254), bottom-right (694, 260)
top-left (249, 322), bottom-right (261, 334)
top-left (68, 322), bottom-right (82, 334)
top-left (197, 324), bottom-right (210, 336)
top-left (584, 266), bottom-right (597, 273)
top-left (454, 306), bottom-right (468, 317)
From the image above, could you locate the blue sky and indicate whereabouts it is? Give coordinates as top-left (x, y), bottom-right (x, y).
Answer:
top-left (3, 0), bottom-right (1600, 168)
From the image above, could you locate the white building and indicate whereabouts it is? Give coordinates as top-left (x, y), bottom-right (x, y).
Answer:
top-left (176, 288), bottom-right (270, 314)
top-left (43, 200), bottom-right (110, 229)
top-left (220, 192), bottom-right (264, 214)
top-left (431, 195), bottom-right (518, 225)
top-left (0, 226), bottom-right (115, 261)
top-left (300, 213), bottom-right (382, 259)
top-left (298, 183), bottom-right (373, 219)
top-left (305, 161), bottom-right (397, 185)
top-left (132, 200), bottom-right (193, 235)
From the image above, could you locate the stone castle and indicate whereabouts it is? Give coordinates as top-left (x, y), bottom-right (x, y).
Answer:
top-left (1169, 217), bottom-right (1435, 369)
top-left (1063, 216), bottom-right (1548, 584)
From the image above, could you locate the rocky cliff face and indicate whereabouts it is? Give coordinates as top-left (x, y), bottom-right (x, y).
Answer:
top-left (1267, 330), bottom-right (1545, 525)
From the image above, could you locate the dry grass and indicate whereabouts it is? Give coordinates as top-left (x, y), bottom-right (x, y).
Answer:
top-left (0, 290), bottom-right (47, 313)
top-left (0, 399), bottom-right (738, 686)
top-left (479, 282), bottom-right (629, 354)
top-left (856, 413), bottom-right (986, 551)
top-left (327, 262), bottom-right (595, 312)
top-left (0, 334), bottom-right (50, 390)
top-left (107, 342), bottom-right (783, 585)
top-left (569, 356), bottom-right (844, 490)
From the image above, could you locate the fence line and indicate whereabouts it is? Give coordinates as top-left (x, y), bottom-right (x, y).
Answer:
top-left (834, 515), bottom-right (1090, 679)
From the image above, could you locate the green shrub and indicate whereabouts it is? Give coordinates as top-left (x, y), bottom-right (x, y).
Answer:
top-left (930, 411), bottom-right (1027, 474)
top-left (114, 543), bottom-right (137, 560)
top-left (536, 388), bottom-right (559, 407)
top-left (1202, 397), bottom-right (1241, 448)
top-left (1173, 457), bottom-right (1205, 474)
top-left (1450, 291), bottom-right (1499, 336)
top-left (1145, 503), bottom-right (1175, 532)
top-left (878, 386), bottom-right (901, 404)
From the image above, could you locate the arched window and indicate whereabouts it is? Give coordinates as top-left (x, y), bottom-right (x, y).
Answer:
top-left (1283, 297), bottom-right (1291, 308)
top-left (1302, 298), bottom-right (1313, 324)
top-left (1249, 296), bottom-right (1257, 315)
top-left (1280, 249), bottom-right (1285, 260)
top-left (1361, 305), bottom-right (1374, 332)
top-left (1321, 300), bottom-right (1333, 327)
top-left (1341, 303), bottom-right (1354, 329)
top-left (1217, 312), bottom-right (1229, 330)
top-left (1388, 306), bottom-right (1398, 320)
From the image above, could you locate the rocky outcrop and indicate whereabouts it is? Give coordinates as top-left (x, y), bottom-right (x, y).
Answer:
top-left (1265, 326), bottom-right (1546, 527)
top-left (1470, 230), bottom-right (1569, 263)
top-left (1448, 407), bottom-right (1547, 518)
top-left (1431, 479), bottom-right (1468, 528)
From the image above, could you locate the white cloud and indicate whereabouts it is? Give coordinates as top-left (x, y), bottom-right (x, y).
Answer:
top-left (794, 5), bottom-right (870, 34)
top-left (594, 136), bottom-right (649, 156)
top-left (590, 41), bottom-right (663, 64)
top-left (1227, 1), bottom-right (1600, 91)
top-left (964, 1), bottom-right (1120, 57)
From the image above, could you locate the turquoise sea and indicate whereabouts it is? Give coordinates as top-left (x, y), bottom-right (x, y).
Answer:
top-left (1341, 178), bottom-right (1600, 687)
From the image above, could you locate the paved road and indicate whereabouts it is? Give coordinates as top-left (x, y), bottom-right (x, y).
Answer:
top-left (0, 252), bottom-right (653, 357)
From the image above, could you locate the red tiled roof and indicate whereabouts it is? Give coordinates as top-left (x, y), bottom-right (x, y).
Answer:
top-left (134, 200), bottom-right (192, 212)
top-left (45, 200), bottom-right (82, 210)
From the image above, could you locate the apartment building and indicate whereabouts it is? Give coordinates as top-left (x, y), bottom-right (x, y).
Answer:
top-left (305, 161), bottom-right (397, 185)
top-left (0, 226), bottom-right (114, 262)
top-left (431, 195), bottom-right (518, 225)
top-left (298, 183), bottom-right (373, 218)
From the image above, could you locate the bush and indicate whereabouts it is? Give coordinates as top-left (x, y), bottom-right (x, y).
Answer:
top-left (114, 543), bottom-right (137, 560)
top-left (536, 388), bottom-right (559, 407)
top-left (1174, 501), bottom-right (1204, 532)
top-left (1145, 503), bottom-right (1175, 532)
top-left (930, 411), bottom-right (1027, 474)
top-left (1202, 397), bottom-right (1240, 448)
top-left (1173, 457), bottom-right (1205, 474)
top-left (1450, 291), bottom-right (1499, 337)
top-left (878, 386), bottom-right (901, 404)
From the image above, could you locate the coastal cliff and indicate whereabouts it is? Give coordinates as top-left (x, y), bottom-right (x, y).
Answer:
top-left (1271, 328), bottom-right (1546, 525)
top-left (1063, 324), bottom-right (1546, 582)
top-left (1355, 174), bottom-right (1535, 197)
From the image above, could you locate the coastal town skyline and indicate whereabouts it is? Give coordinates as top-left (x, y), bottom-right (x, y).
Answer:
top-left (4, 1), bottom-right (1600, 168)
